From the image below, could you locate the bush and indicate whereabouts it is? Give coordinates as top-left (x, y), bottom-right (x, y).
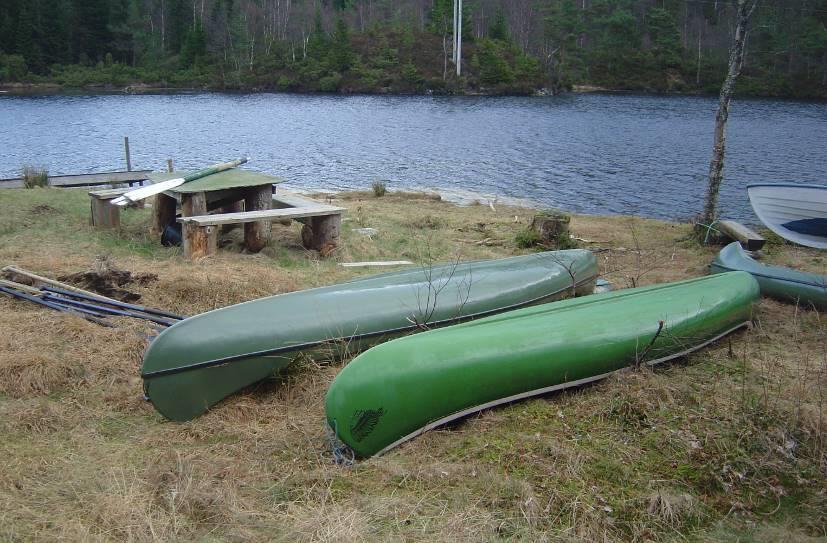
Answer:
top-left (515, 228), bottom-right (541, 248)
top-left (0, 54), bottom-right (28, 82)
top-left (318, 73), bottom-right (342, 92)
top-left (21, 165), bottom-right (49, 188)
top-left (371, 181), bottom-right (387, 197)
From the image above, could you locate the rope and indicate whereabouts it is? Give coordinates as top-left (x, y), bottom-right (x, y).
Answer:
top-left (325, 419), bottom-right (355, 467)
top-left (699, 220), bottom-right (722, 245)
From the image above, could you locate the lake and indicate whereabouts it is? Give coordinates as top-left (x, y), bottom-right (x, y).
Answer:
top-left (1, 91), bottom-right (825, 223)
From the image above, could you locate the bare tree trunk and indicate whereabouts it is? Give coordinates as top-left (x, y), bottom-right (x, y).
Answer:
top-left (700, 0), bottom-right (758, 228)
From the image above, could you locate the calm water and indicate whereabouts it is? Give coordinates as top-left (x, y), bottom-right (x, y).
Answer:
top-left (1, 92), bottom-right (825, 222)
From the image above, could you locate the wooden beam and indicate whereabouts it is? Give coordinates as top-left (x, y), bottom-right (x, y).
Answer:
top-left (718, 220), bottom-right (766, 251)
top-left (0, 170), bottom-right (152, 189)
top-left (177, 205), bottom-right (345, 226)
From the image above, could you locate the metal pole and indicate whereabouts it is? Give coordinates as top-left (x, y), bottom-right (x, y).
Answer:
top-left (124, 136), bottom-right (132, 171)
top-left (452, 0), bottom-right (458, 64)
top-left (456, 0), bottom-right (462, 76)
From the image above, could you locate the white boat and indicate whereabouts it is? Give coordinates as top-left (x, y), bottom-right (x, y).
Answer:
top-left (747, 183), bottom-right (827, 249)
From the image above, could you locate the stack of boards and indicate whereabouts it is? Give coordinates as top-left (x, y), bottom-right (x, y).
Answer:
top-left (141, 251), bottom-right (767, 458)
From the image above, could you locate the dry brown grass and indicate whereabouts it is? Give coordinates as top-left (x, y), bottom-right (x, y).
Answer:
top-left (0, 187), bottom-right (825, 541)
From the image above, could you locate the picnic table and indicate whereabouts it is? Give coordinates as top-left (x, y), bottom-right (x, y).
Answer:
top-left (149, 169), bottom-right (280, 253)
top-left (89, 169), bottom-right (345, 259)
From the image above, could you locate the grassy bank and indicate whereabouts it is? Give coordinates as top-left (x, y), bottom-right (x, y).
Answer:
top-left (0, 187), bottom-right (825, 541)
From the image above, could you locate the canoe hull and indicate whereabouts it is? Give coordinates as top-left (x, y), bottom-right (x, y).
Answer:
top-left (747, 183), bottom-right (827, 249)
top-left (325, 272), bottom-right (760, 457)
top-left (142, 250), bottom-right (598, 421)
top-left (710, 241), bottom-right (827, 310)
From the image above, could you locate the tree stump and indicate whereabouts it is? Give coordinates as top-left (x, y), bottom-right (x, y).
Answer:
top-left (301, 214), bottom-right (342, 252)
top-left (531, 211), bottom-right (570, 247)
top-left (244, 185), bottom-right (273, 252)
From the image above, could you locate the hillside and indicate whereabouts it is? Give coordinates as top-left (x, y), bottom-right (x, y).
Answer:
top-left (1, 0), bottom-right (826, 97)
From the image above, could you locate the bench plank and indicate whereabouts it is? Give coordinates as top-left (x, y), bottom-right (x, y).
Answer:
top-left (178, 205), bottom-right (345, 226)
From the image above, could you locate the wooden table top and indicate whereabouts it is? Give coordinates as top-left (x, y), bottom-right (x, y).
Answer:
top-left (148, 169), bottom-right (284, 194)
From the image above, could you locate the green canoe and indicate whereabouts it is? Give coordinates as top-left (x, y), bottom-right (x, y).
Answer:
top-left (142, 250), bottom-right (598, 421)
top-left (710, 242), bottom-right (827, 310)
top-left (325, 272), bottom-right (759, 458)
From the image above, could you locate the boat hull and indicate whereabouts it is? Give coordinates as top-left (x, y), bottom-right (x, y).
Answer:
top-left (710, 241), bottom-right (827, 310)
top-left (747, 183), bottom-right (827, 249)
top-left (142, 250), bottom-right (598, 421)
top-left (325, 272), bottom-right (759, 457)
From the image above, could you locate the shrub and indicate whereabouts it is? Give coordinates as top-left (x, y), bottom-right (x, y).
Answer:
top-left (318, 73), bottom-right (342, 92)
top-left (371, 181), bottom-right (387, 197)
top-left (515, 228), bottom-right (541, 248)
top-left (22, 165), bottom-right (49, 188)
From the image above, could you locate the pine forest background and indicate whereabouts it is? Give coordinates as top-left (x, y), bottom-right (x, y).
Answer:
top-left (1, 0), bottom-right (826, 97)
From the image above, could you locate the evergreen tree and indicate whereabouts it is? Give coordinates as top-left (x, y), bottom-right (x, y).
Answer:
top-left (647, 7), bottom-right (682, 69)
top-left (489, 7), bottom-right (508, 42)
top-left (329, 18), bottom-right (354, 72)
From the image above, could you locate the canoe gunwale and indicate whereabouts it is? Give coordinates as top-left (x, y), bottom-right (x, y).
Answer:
top-left (710, 262), bottom-right (827, 289)
top-left (141, 272), bottom-right (599, 380)
top-left (370, 320), bottom-right (752, 457)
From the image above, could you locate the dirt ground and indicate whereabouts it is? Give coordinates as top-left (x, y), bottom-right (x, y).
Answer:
top-left (0, 187), bottom-right (824, 542)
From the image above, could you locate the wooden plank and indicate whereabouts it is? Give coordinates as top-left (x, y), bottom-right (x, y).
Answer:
top-left (718, 220), bottom-right (766, 251)
top-left (89, 187), bottom-right (133, 199)
top-left (339, 261), bottom-right (414, 268)
top-left (0, 170), bottom-right (152, 189)
top-left (178, 205), bottom-right (345, 226)
top-left (1, 266), bottom-right (121, 303)
top-left (272, 191), bottom-right (324, 208)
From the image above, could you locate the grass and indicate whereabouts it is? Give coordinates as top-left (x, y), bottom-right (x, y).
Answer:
top-left (21, 165), bottom-right (49, 188)
top-left (0, 187), bottom-right (825, 541)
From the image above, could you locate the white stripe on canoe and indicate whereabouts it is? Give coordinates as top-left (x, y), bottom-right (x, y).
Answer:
top-left (373, 321), bottom-right (751, 457)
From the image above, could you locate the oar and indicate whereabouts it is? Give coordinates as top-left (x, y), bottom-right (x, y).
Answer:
top-left (41, 293), bottom-right (178, 327)
top-left (111, 157), bottom-right (249, 206)
top-left (41, 286), bottom-right (186, 320)
top-left (0, 286), bottom-right (114, 327)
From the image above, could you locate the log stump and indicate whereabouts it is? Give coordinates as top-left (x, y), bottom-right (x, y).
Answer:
top-left (244, 185), bottom-right (273, 252)
top-left (531, 211), bottom-right (570, 247)
top-left (183, 224), bottom-right (217, 260)
top-left (301, 214), bottom-right (342, 252)
top-left (90, 197), bottom-right (121, 229)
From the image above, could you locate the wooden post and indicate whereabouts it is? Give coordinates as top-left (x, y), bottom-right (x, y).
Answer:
top-left (152, 193), bottom-right (178, 237)
top-left (124, 136), bottom-right (132, 171)
top-left (183, 224), bottom-right (217, 259)
top-left (244, 185), bottom-right (273, 252)
top-left (167, 159), bottom-right (174, 173)
top-left (182, 192), bottom-right (208, 217)
top-left (302, 214), bottom-right (342, 253)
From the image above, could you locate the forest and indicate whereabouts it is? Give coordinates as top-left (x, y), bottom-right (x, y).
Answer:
top-left (0, 0), bottom-right (826, 97)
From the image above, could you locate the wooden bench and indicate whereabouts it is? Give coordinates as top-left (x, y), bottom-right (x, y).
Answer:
top-left (89, 187), bottom-right (146, 229)
top-left (177, 202), bottom-right (345, 259)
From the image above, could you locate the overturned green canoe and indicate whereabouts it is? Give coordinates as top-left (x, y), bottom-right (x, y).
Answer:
top-left (710, 241), bottom-right (827, 310)
top-left (325, 272), bottom-right (759, 458)
top-left (142, 250), bottom-right (598, 421)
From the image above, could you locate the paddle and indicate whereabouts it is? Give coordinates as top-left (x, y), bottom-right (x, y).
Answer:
top-left (111, 157), bottom-right (249, 206)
